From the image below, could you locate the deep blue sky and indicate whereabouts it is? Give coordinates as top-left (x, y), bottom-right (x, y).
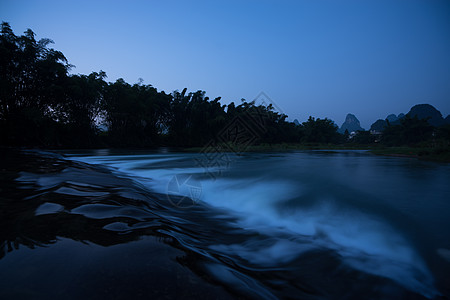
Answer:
top-left (1, 0), bottom-right (449, 128)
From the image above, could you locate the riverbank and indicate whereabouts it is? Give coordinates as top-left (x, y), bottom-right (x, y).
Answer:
top-left (184, 143), bottom-right (370, 152)
top-left (369, 146), bottom-right (450, 163)
top-left (184, 143), bottom-right (450, 163)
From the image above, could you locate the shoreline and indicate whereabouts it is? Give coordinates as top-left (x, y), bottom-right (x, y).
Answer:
top-left (183, 143), bottom-right (450, 163)
top-left (4, 144), bottom-right (449, 163)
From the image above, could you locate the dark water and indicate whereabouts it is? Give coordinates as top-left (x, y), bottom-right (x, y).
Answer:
top-left (1, 149), bottom-right (449, 299)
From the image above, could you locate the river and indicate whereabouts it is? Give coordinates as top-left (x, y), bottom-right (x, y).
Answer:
top-left (1, 149), bottom-right (449, 299)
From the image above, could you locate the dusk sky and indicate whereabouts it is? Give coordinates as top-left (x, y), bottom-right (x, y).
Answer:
top-left (1, 0), bottom-right (449, 128)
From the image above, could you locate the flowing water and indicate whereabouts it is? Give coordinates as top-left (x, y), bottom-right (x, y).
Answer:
top-left (1, 148), bottom-right (449, 299)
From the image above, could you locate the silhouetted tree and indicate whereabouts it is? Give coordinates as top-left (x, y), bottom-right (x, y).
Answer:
top-left (167, 89), bottom-right (227, 146)
top-left (103, 79), bottom-right (171, 147)
top-left (51, 71), bottom-right (107, 147)
top-left (301, 116), bottom-right (340, 144)
top-left (0, 22), bottom-right (70, 146)
top-left (382, 115), bottom-right (433, 146)
top-left (351, 130), bottom-right (375, 144)
top-left (7, 22), bottom-right (444, 151)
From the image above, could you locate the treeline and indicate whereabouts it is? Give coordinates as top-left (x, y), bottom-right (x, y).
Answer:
top-left (0, 22), bottom-right (448, 149)
top-left (346, 116), bottom-right (450, 148)
top-left (0, 22), bottom-right (343, 148)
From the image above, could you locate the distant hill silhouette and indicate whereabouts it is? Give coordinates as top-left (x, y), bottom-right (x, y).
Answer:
top-left (386, 114), bottom-right (398, 122)
top-left (385, 113), bottom-right (405, 124)
top-left (370, 104), bottom-right (447, 131)
top-left (370, 113), bottom-right (403, 131)
top-left (370, 119), bottom-right (387, 132)
top-left (338, 114), bottom-right (364, 133)
top-left (407, 104), bottom-right (445, 127)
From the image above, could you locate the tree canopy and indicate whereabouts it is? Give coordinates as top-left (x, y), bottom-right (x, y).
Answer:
top-left (1, 22), bottom-right (448, 150)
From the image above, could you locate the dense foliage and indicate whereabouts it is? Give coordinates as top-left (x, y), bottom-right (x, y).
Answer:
top-left (0, 23), bottom-right (325, 148)
top-left (1, 23), bottom-right (448, 150)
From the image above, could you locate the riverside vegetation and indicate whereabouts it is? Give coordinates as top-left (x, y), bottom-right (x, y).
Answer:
top-left (1, 22), bottom-right (449, 161)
